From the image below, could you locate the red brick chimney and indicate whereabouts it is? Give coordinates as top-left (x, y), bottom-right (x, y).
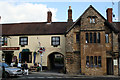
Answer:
top-left (68, 6), bottom-right (73, 22)
top-left (47, 11), bottom-right (52, 23)
top-left (106, 8), bottom-right (112, 23)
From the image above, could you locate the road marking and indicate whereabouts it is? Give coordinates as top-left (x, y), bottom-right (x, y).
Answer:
top-left (37, 77), bottom-right (46, 78)
top-left (56, 77), bottom-right (63, 78)
top-left (28, 77), bottom-right (35, 78)
top-left (47, 77), bottom-right (54, 78)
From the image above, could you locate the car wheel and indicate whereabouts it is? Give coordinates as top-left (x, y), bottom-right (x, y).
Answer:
top-left (4, 72), bottom-right (10, 78)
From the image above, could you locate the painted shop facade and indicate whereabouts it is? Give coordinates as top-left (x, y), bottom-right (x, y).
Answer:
top-left (1, 5), bottom-right (120, 75)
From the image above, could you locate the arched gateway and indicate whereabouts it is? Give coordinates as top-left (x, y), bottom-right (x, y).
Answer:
top-left (47, 52), bottom-right (64, 72)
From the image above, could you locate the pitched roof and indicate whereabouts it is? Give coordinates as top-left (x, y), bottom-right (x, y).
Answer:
top-left (66, 5), bottom-right (106, 33)
top-left (112, 22), bottom-right (120, 40)
top-left (2, 22), bottom-right (71, 36)
top-left (66, 5), bottom-right (118, 34)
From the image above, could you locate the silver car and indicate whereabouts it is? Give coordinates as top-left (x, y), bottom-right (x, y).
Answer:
top-left (0, 62), bottom-right (23, 78)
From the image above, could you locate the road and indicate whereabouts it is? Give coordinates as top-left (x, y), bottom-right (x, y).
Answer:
top-left (1, 71), bottom-right (120, 80)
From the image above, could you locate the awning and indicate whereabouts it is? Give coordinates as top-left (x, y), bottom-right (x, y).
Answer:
top-left (22, 49), bottom-right (30, 52)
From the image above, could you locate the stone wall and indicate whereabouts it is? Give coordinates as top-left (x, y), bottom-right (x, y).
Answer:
top-left (65, 6), bottom-right (119, 75)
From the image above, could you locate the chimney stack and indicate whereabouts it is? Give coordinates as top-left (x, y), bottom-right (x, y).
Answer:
top-left (68, 6), bottom-right (73, 22)
top-left (106, 8), bottom-right (112, 23)
top-left (47, 11), bottom-right (52, 23)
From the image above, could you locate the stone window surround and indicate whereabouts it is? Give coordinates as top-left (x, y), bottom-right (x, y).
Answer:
top-left (86, 56), bottom-right (102, 68)
top-left (85, 32), bottom-right (100, 43)
top-left (87, 16), bottom-right (97, 24)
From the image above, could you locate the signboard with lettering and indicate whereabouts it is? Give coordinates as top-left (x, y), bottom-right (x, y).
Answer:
top-left (0, 47), bottom-right (20, 50)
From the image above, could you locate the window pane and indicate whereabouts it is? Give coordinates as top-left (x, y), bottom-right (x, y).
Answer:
top-left (76, 33), bottom-right (80, 42)
top-left (56, 37), bottom-right (59, 41)
top-left (94, 56), bottom-right (97, 67)
top-left (86, 33), bottom-right (89, 43)
top-left (24, 42), bottom-right (27, 45)
top-left (90, 56), bottom-right (93, 67)
top-left (24, 38), bottom-right (27, 41)
top-left (94, 33), bottom-right (96, 43)
top-left (90, 18), bottom-right (92, 23)
top-left (21, 42), bottom-right (24, 45)
top-left (53, 42), bottom-right (56, 45)
top-left (21, 38), bottom-right (24, 41)
top-left (98, 56), bottom-right (102, 67)
top-left (86, 56), bottom-right (89, 67)
top-left (56, 42), bottom-right (59, 45)
top-left (93, 18), bottom-right (95, 23)
top-left (97, 32), bottom-right (100, 43)
top-left (105, 34), bottom-right (109, 43)
top-left (52, 37), bottom-right (56, 41)
top-left (51, 37), bottom-right (60, 46)
top-left (90, 33), bottom-right (92, 43)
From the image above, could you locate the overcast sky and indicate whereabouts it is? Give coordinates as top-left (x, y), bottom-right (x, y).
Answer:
top-left (0, 0), bottom-right (119, 23)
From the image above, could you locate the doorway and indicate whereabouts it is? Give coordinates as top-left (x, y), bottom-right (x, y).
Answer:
top-left (107, 58), bottom-right (113, 75)
top-left (21, 52), bottom-right (32, 63)
top-left (3, 51), bottom-right (13, 65)
top-left (48, 52), bottom-right (64, 72)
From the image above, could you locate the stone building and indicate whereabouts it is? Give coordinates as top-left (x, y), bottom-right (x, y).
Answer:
top-left (0, 5), bottom-right (119, 75)
top-left (65, 5), bottom-right (119, 75)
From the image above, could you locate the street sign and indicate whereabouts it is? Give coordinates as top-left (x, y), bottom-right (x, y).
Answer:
top-left (38, 47), bottom-right (45, 54)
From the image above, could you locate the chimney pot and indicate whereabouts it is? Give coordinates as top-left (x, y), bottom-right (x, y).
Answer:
top-left (68, 6), bottom-right (73, 22)
top-left (69, 6), bottom-right (71, 9)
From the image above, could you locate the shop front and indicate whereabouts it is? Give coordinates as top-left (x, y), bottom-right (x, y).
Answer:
top-left (1, 47), bottom-right (20, 65)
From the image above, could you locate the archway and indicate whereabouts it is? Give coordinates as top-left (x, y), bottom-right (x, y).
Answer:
top-left (48, 52), bottom-right (64, 72)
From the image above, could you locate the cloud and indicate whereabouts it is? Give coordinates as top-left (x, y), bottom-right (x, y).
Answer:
top-left (0, 2), bottom-right (57, 23)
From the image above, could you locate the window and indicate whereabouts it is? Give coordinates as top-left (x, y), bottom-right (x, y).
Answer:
top-left (90, 56), bottom-right (93, 67)
top-left (90, 33), bottom-right (93, 43)
top-left (90, 18), bottom-right (95, 23)
top-left (86, 33), bottom-right (89, 43)
top-left (85, 32), bottom-right (100, 43)
top-left (51, 36), bottom-right (60, 47)
top-left (98, 56), bottom-right (102, 67)
top-left (94, 56), bottom-right (97, 67)
top-left (97, 32), bottom-right (100, 43)
top-left (105, 34), bottom-right (109, 43)
top-left (94, 33), bottom-right (96, 43)
top-left (0, 37), bottom-right (7, 46)
top-left (86, 56), bottom-right (89, 67)
top-left (76, 33), bottom-right (80, 43)
top-left (19, 37), bottom-right (28, 45)
top-left (86, 56), bottom-right (102, 68)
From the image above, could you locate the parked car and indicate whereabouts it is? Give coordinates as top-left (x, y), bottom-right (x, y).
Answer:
top-left (0, 62), bottom-right (23, 78)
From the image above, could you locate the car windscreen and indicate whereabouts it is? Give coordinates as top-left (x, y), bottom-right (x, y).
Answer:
top-left (0, 63), bottom-right (10, 68)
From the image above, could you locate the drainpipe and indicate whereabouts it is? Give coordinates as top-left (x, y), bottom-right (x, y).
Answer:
top-left (119, 36), bottom-right (120, 76)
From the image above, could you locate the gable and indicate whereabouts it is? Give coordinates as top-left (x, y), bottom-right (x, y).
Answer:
top-left (80, 5), bottom-right (106, 31)
top-left (66, 5), bottom-right (106, 33)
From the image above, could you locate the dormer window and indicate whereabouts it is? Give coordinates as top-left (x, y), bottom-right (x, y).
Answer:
top-left (88, 16), bottom-right (97, 23)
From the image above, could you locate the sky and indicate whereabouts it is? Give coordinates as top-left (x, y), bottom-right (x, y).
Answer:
top-left (0, 0), bottom-right (119, 23)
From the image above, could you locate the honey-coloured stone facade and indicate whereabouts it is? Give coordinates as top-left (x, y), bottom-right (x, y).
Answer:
top-left (65, 5), bottom-right (119, 75)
